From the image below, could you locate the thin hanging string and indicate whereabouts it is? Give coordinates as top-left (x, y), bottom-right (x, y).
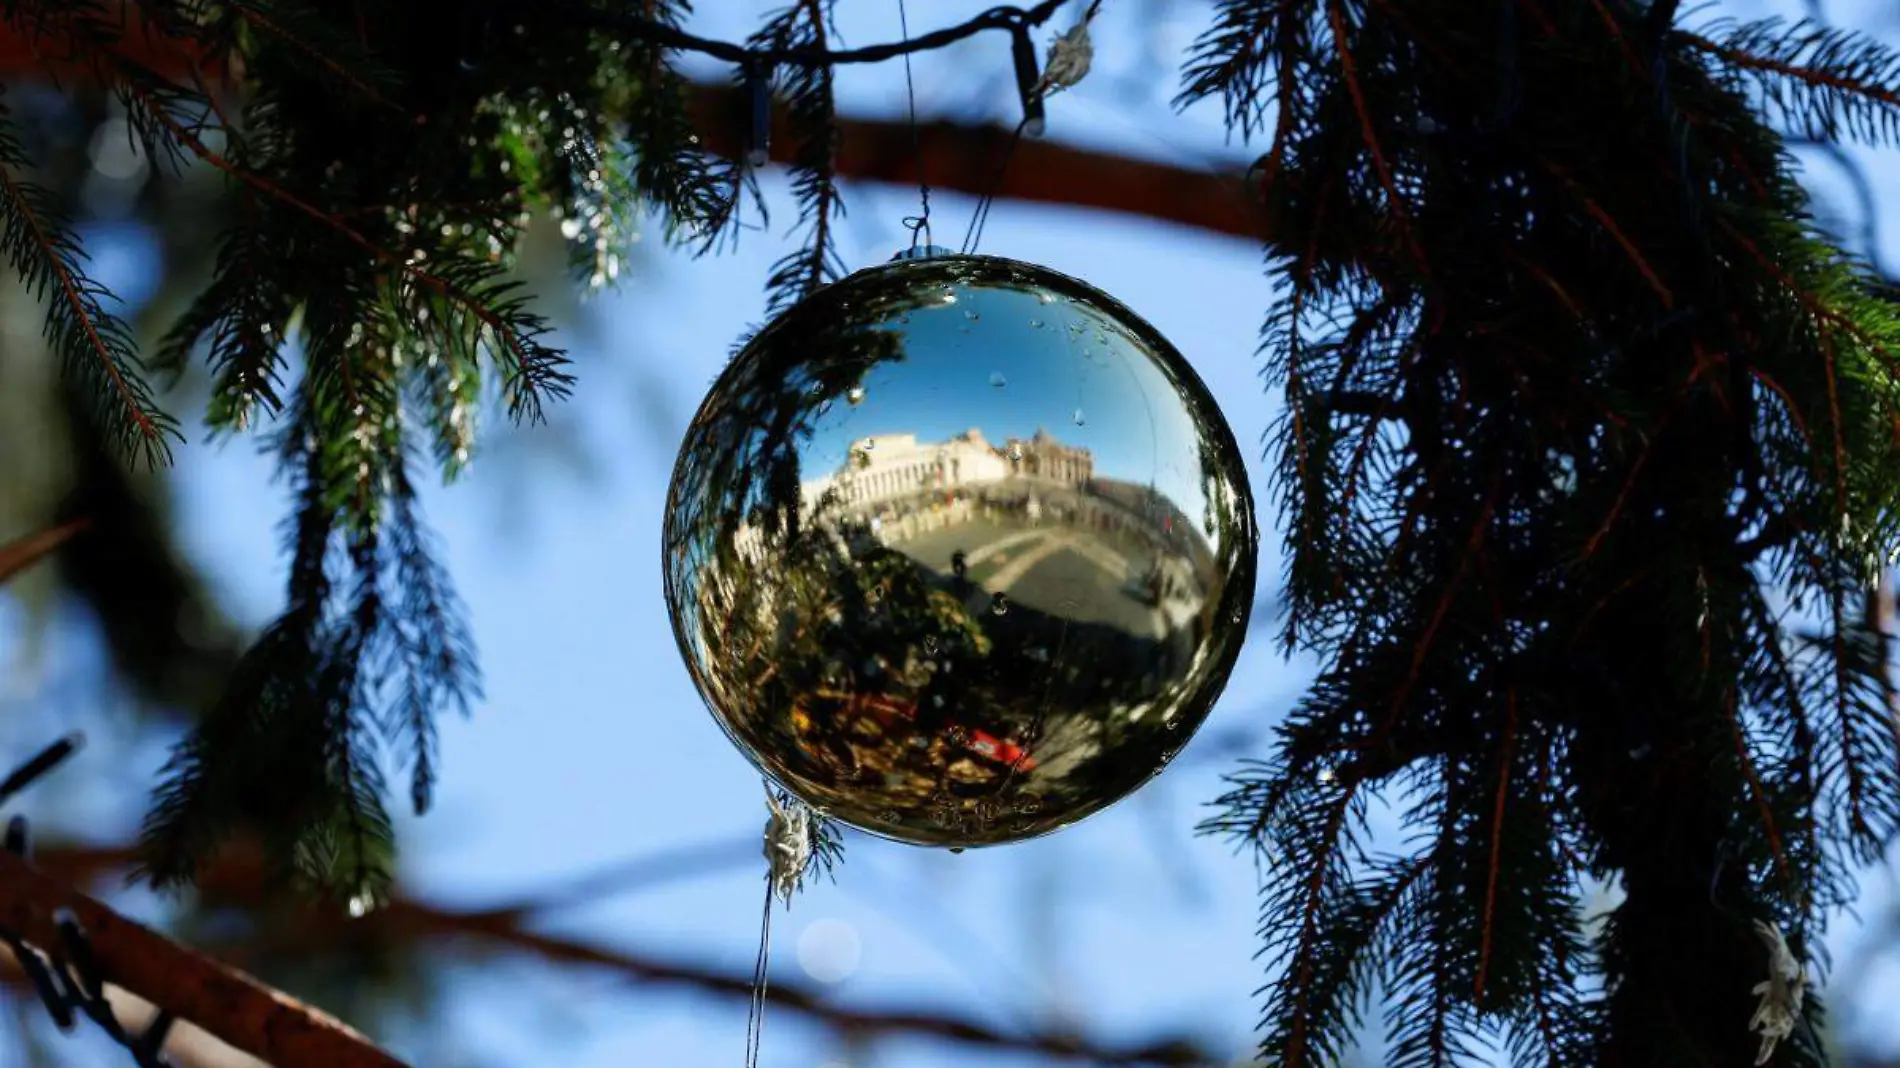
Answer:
top-left (744, 878), bottom-right (774, 1068)
top-left (897, 0), bottom-right (933, 250)
top-left (960, 116), bottom-right (1029, 255)
top-left (963, 0), bottom-right (1101, 255)
top-left (744, 784), bottom-right (815, 1068)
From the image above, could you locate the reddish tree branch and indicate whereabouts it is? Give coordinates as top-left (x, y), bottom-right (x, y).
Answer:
top-left (0, 520), bottom-right (89, 585)
top-left (0, 21), bottom-right (1263, 245)
top-left (0, 849), bottom-right (404, 1068)
top-left (30, 845), bottom-right (1210, 1065)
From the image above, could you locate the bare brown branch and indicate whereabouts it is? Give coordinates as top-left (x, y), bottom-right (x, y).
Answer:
top-left (0, 849), bottom-right (404, 1068)
top-left (0, 520), bottom-right (89, 586)
top-left (0, 21), bottom-right (1262, 245)
top-left (30, 844), bottom-right (1212, 1065)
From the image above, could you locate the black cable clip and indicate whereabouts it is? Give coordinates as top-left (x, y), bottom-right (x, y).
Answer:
top-left (743, 55), bottom-right (775, 169)
top-left (1007, 19), bottom-right (1046, 138)
top-left (0, 734), bottom-right (178, 1067)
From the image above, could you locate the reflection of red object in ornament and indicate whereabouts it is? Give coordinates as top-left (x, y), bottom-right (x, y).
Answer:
top-left (967, 731), bottom-right (1036, 770)
top-left (1163, 515), bottom-right (1173, 534)
top-left (823, 689), bottom-right (1039, 772)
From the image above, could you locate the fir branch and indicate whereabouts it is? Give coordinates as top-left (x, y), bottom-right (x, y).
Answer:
top-left (223, 0), bottom-right (407, 115)
top-left (0, 91), bottom-right (179, 465)
top-left (1177, 0), bottom-right (1308, 139)
top-left (620, 0), bottom-right (751, 248)
top-left (1323, 0), bottom-right (1427, 276)
top-left (383, 451), bottom-right (481, 816)
top-left (751, 0), bottom-right (846, 316)
top-left (1473, 687), bottom-right (1518, 1002)
top-left (1188, 0), bottom-right (1900, 1061)
top-left (154, 189), bottom-right (294, 431)
top-left (138, 413), bottom-right (339, 891)
top-left (1690, 18), bottom-right (1900, 149)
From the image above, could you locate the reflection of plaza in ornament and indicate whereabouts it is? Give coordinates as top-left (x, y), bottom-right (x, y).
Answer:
top-left (798, 426), bottom-right (1217, 644)
top-left (707, 425), bottom-right (1231, 841)
top-left (686, 425), bottom-right (1238, 846)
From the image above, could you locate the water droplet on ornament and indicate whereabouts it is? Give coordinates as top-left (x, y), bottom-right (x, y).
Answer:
top-left (347, 895), bottom-right (373, 918)
top-left (964, 310), bottom-right (979, 321)
top-left (1037, 291), bottom-right (1055, 304)
top-left (1163, 717), bottom-right (1179, 731)
top-left (1073, 409), bottom-right (1087, 426)
top-left (1231, 604), bottom-right (1244, 623)
top-left (1008, 444), bottom-right (1024, 461)
top-left (990, 372), bottom-right (1007, 389)
top-left (1029, 319), bottom-right (1045, 329)
top-left (991, 594), bottom-right (1009, 616)
top-left (847, 385), bottom-right (867, 405)
top-left (1318, 767), bottom-right (1337, 783)
top-left (949, 846), bottom-right (966, 855)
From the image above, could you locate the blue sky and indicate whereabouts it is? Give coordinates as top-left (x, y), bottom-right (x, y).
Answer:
top-left (7, 1), bottom-right (1900, 1066)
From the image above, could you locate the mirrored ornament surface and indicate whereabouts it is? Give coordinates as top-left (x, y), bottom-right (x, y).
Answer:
top-left (663, 253), bottom-right (1258, 848)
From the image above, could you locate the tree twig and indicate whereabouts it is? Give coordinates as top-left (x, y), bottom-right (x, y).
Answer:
top-left (0, 520), bottom-right (90, 586)
top-left (0, 24), bottom-right (1264, 244)
top-left (0, 849), bottom-right (405, 1068)
top-left (28, 844), bottom-right (1214, 1065)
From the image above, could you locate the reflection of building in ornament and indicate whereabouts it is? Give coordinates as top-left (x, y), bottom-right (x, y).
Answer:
top-left (1009, 429), bottom-right (1092, 484)
top-left (801, 427), bottom-right (1092, 514)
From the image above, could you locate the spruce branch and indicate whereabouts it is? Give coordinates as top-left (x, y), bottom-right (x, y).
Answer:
top-left (751, 0), bottom-right (847, 316)
top-left (0, 91), bottom-right (179, 466)
top-left (137, 98), bottom-right (574, 424)
top-left (1189, 0), bottom-right (1900, 1062)
top-left (1689, 18), bottom-right (1900, 149)
top-left (222, 0), bottom-right (408, 115)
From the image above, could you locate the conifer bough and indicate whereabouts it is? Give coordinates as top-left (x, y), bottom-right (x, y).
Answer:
top-left (3, 0), bottom-right (1900, 1066)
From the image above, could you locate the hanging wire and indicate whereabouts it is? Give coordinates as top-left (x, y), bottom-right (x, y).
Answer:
top-left (897, 0), bottom-right (933, 250)
top-left (571, 0), bottom-right (1070, 68)
top-left (743, 876), bottom-right (774, 1068)
top-left (960, 0), bottom-right (1103, 254)
top-left (960, 117), bottom-right (1030, 255)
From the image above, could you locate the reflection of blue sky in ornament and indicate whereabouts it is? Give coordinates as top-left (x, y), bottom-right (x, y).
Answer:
top-left (802, 277), bottom-right (1215, 525)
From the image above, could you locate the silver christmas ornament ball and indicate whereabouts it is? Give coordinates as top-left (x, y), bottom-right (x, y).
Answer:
top-left (663, 250), bottom-right (1258, 848)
